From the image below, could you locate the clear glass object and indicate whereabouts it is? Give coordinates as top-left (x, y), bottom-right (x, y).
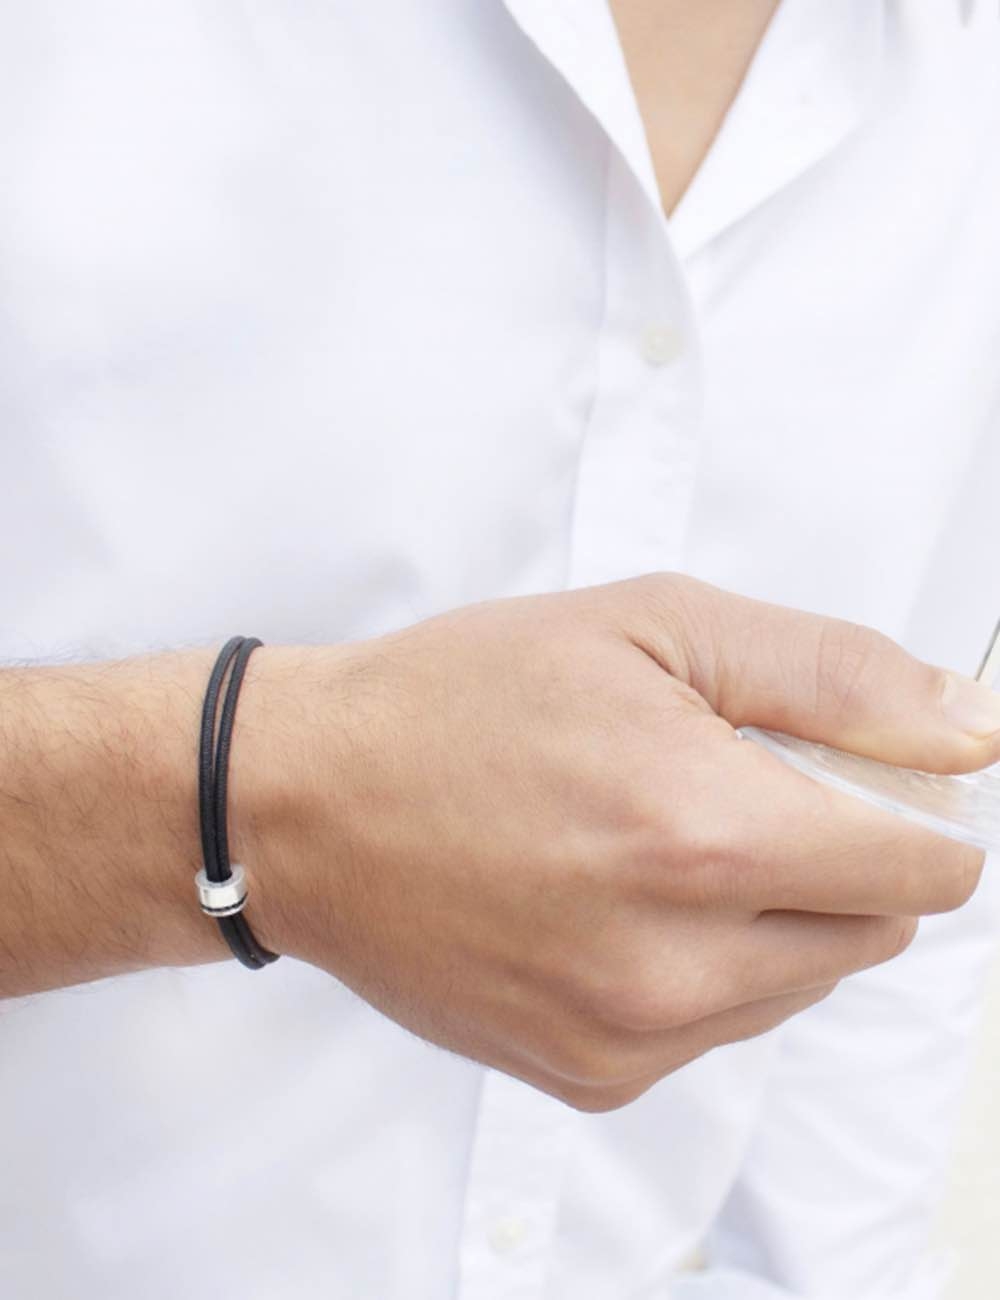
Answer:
top-left (740, 618), bottom-right (1000, 853)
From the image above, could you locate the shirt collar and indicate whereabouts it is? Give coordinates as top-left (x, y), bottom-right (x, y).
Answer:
top-left (670, 0), bottom-right (886, 259)
top-left (502, 0), bottom-right (662, 213)
top-left (503, 0), bottom-right (886, 260)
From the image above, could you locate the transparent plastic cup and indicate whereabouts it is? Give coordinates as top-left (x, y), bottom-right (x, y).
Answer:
top-left (739, 617), bottom-right (1000, 854)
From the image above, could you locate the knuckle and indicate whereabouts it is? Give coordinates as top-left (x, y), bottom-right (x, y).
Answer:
top-left (807, 980), bottom-right (841, 1007)
top-left (660, 810), bottom-right (751, 913)
top-left (627, 572), bottom-right (685, 635)
top-left (589, 968), bottom-right (688, 1033)
top-left (582, 942), bottom-right (723, 1032)
top-left (931, 845), bottom-right (985, 912)
top-left (626, 786), bottom-right (679, 855)
top-left (652, 965), bottom-right (720, 1030)
top-left (729, 985), bottom-right (833, 1045)
top-left (728, 1004), bottom-right (783, 1045)
top-left (545, 1029), bottom-right (630, 1090)
top-left (552, 1083), bottom-right (609, 1113)
top-left (668, 808), bottom-right (717, 867)
top-left (668, 806), bottom-right (744, 881)
top-left (624, 571), bottom-right (714, 680)
top-left (813, 620), bottom-right (893, 716)
top-left (587, 977), bottom-right (654, 1032)
top-left (631, 570), bottom-right (688, 607)
top-left (557, 1077), bottom-right (654, 1114)
top-left (620, 796), bottom-right (750, 916)
top-left (881, 915), bottom-right (919, 960)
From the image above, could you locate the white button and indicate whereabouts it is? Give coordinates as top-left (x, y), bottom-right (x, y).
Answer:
top-left (640, 323), bottom-right (684, 366)
top-left (487, 1215), bottom-right (529, 1255)
top-left (676, 1245), bottom-right (708, 1272)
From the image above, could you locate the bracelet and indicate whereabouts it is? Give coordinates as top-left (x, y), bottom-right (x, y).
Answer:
top-left (194, 635), bottom-right (280, 970)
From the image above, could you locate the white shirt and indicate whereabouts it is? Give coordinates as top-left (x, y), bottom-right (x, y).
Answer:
top-left (2, 3), bottom-right (999, 1297)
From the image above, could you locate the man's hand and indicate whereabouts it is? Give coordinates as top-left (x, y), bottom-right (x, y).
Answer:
top-left (226, 574), bottom-right (1000, 1111)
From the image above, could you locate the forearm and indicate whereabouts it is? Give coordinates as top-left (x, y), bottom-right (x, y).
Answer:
top-left (0, 648), bottom-right (290, 997)
top-left (1, 575), bottom-right (992, 1118)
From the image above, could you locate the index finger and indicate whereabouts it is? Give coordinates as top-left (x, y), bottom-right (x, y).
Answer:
top-left (661, 723), bottom-right (985, 918)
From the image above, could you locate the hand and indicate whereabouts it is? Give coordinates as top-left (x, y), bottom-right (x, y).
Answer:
top-left (234, 575), bottom-right (1000, 1111)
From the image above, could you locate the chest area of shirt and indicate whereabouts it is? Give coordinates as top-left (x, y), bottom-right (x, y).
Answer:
top-left (2, 2), bottom-right (999, 640)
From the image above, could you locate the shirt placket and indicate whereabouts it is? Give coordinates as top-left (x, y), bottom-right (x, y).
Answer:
top-left (455, 7), bottom-right (705, 1300)
top-left (566, 147), bottom-right (704, 589)
top-left (456, 1070), bottom-right (579, 1300)
top-left (459, 1), bottom-right (897, 1295)
top-left (504, 0), bottom-right (706, 590)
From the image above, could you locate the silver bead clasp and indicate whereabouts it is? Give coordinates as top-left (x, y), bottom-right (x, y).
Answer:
top-left (195, 864), bottom-right (248, 918)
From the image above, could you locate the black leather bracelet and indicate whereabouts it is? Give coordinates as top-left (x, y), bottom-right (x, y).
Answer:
top-left (194, 636), bottom-right (280, 970)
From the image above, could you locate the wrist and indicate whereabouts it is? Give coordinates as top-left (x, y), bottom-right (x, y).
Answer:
top-left (118, 643), bottom-right (319, 974)
top-left (121, 649), bottom-right (233, 970)
top-left (225, 644), bottom-right (346, 966)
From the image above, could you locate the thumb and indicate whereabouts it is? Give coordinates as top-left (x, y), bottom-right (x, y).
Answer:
top-left (627, 574), bottom-right (1000, 775)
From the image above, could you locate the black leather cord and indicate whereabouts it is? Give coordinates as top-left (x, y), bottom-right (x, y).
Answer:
top-left (198, 636), bottom-right (280, 970)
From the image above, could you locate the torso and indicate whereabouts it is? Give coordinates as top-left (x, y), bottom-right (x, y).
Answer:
top-left (1, 6), bottom-right (999, 1297)
top-left (609, 0), bottom-right (781, 213)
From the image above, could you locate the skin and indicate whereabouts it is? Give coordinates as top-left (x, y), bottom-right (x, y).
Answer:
top-left (609, 0), bottom-right (782, 213)
top-left (2, 8), bottom-right (996, 1112)
top-left (2, 573), bottom-right (998, 1112)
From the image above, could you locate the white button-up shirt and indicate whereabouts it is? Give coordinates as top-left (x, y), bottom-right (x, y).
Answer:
top-left (2, 3), bottom-right (999, 1298)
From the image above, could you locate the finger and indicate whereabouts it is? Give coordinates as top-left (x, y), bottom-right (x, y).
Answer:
top-left (550, 983), bottom-right (840, 1112)
top-left (623, 572), bottom-right (1000, 775)
top-left (616, 909), bottom-right (920, 1029)
top-left (583, 910), bottom-right (916, 1037)
top-left (701, 910), bottom-right (917, 1011)
top-left (640, 983), bottom-right (838, 1089)
top-left (657, 725), bottom-right (986, 918)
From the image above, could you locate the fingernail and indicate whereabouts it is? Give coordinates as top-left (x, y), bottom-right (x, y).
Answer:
top-left (941, 673), bottom-right (1000, 737)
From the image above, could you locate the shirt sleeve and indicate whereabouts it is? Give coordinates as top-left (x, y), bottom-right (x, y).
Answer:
top-left (671, 853), bottom-right (1000, 1300)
